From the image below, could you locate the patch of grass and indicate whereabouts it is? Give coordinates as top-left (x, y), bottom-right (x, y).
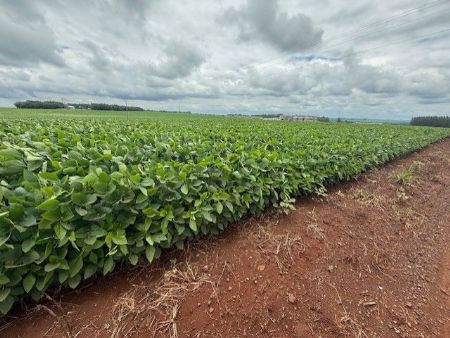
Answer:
top-left (390, 169), bottom-right (414, 186)
top-left (391, 160), bottom-right (425, 186)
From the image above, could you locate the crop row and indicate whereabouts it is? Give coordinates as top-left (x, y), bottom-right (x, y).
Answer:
top-left (0, 117), bottom-right (449, 314)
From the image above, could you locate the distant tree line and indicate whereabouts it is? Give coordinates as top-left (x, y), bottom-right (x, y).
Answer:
top-left (248, 114), bottom-right (331, 121)
top-left (150, 110), bottom-right (191, 114)
top-left (70, 103), bottom-right (144, 111)
top-left (14, 100), bottom-right (144, 111)
top-left (14, 100), bottom-right (65, 109)
top-left (410, 116), bottom-right (450, 128)
top-left (251, 114), bottom-right (281, 118)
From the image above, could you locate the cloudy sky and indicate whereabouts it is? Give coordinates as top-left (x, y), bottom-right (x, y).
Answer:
top-left (0, 0), bottom-right (449, 119)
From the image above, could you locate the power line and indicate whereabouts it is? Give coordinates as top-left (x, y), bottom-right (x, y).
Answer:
top-left (316, 5), bottom-right (450, 54)
top-left (249, 26), bottom-right (450, 71)
top-left (320, 0), bottom-right (449, 46)
top-left (243, 0), bottom-right (450, 70)
top-left (349, 27), bottom-right (450, 55)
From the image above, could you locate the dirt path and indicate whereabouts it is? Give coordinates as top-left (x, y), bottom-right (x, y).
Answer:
top-left (1, 138), bottom-right (450, 338)
top-left (441, 250), bottom-right (450, 337)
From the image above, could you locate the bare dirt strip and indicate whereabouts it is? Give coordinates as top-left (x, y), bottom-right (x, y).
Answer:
top-left (1, 138), bottom-right (449, 338)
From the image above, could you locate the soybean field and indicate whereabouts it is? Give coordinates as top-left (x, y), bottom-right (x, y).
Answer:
top-left (0, 109), bottom-right (449, 315)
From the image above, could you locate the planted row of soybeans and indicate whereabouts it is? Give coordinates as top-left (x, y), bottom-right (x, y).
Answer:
top-left (1, 115), bottom-right (449, 314)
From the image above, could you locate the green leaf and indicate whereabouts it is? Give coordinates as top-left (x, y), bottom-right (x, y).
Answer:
top-left (90, 225), bottom-right (107, 238)
top-left (21, 238), bottom-right (36, 253)
top-left (181, 184), bottom-right (188, 195)
top-left (189, 218), bottom-right (197, 231)
top-left (58, 270), bottom-right (69, 284)
top-left (103, 257), bottom-right (114, 275)
top-left (39, 171), bottom-right (59, 181)
top-left (84, 236), bottom-right (96, 245)
top-left (112, 230), bottom-right (127, 245)
top-left (84, 264), bottom-right (97, 279)
top-left (44, 262), bottom-right (60, 272)
top-left (54, 223), bottom-right (67, 240)
top-left (0, 226), bottom-right (11, 246)
top-left (202, 211), bottom-right (213, 222)
top-left (22, 274), bottom-right (36, 293)
top-left (93, 182), bottom-right (108, 194)
top-left (128, 254), bottom-right (139, 266)
top-left (9, 203), bottom-right (24, 221)
top-left (139, 186), bottom-right (148, 197)
top-left (72, 193), bottom-right (97, 206)
top-left (19, 214), bottom-right (37, 227)
top-left (68, 275), bottom-right (81, 289)
top-left (0, 274), bottom-right (10, 286)
top-left (85, 194), bottom-right (98, 205)
top-left (37, 198), bottom-right (60, 210)
top-left (0, 148), bottom-right (22, 160)
top-left (0, 288), bottom-right (11, 302)
top-left (215, 202), bottom-right (223, 214)
top-left (145, 246), bottom-right (156, 263)
top-left (6, 250), bottom-right (40, 268)
top-left (136, 193), bottom-right (147, 204)
top-left (75, 207), bottom-right (88, 216)
top-left (0, 296), bottom-right (14, 315)
top-left (151, 233), bottom-right (167, 243)
top-left (69, 255), bottom-right (83, 278)
top-left (145, 233), bottom-right (154, 245)
top-left (42, 209), bottom-right (60, 222)
top-left (0, 160), bottom-right (26, 175)
top-left (232, 171), bottom-right (242, 179)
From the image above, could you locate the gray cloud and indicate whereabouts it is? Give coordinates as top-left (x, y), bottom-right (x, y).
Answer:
top-left (342, 53), bottom-right (402, 95)
top-left (406, 70), bottom-right (450, 99)
top-left (223, 0), bottom-right (323, 52)
top-left (0, 0), bottom-right (449, 119)
top-left (0, 0), bottom-right (64, 67)
top-left (108, 0), bottom-right (154, 22)
top-left (151, 41), bottom-right (205, 79)
top-left (79, 38), bottom-right (204, 85)
top-left (0, 0), bottom-right (45, 23)
top-left (82, 41), bottom-right (114, 73)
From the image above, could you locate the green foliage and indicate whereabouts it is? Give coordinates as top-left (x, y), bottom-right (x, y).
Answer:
top-left (0, 108), bottom-right (192, 121)
top-left (13, 101), bottom-right (144, 111)
top-left (410, 116), bottom-right (450, 128)
top-left (390, 169), bottom-right (413, 186)
top-left (14, 101), bottom-right (65, 109)
top-left (0, 114), bottom-right (449, 315)
top-left (71, 103), bottom-right (144, 111)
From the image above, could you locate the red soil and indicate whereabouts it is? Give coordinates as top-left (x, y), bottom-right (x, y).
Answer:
top-left (1, 138), bottom-right (450, 338)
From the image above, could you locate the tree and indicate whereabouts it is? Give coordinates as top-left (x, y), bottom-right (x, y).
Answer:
top-left (14, 100), bottom-right (65, 109)
top-left (410, 116), bottom-right (450, 128)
